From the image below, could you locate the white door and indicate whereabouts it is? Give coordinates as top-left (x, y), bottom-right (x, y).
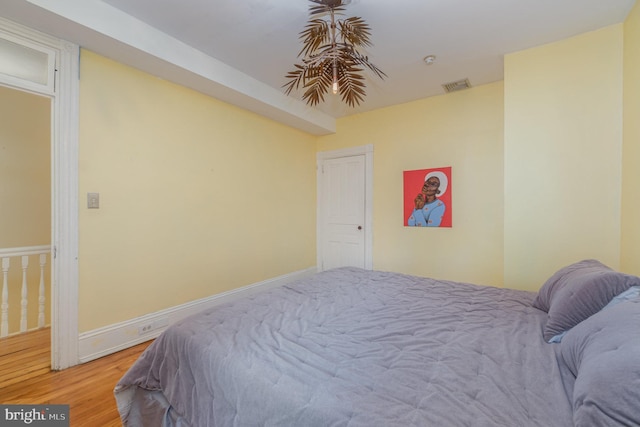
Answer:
top-left (318, 146), bottom-right (372, 271)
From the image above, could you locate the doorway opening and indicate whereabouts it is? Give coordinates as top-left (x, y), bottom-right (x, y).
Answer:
top-left (0, 16), bottom-right (80, 370)
top-left (0, 83), bottom-right (51, 338)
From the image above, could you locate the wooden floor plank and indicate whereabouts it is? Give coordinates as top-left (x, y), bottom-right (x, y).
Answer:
top-left (0, 328), bottom-right (50, 357)
top-left (0, 328), bottom-right (152, 426)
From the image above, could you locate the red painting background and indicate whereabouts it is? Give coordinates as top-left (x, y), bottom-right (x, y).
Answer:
top-left (403, 167), bottom-right (452, 227)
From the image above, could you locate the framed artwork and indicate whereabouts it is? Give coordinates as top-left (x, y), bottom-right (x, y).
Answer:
top-left (403, 166), bottom-right (452, 227)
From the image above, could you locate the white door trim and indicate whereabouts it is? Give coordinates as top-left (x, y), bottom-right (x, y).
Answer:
top-left (0, 17), bottom-right (80, 370)
top-left (317, 144), bottom-right (373, 271)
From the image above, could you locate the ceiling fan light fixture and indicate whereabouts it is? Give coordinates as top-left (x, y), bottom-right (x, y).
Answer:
top-left (283, 0), bottom-right (386, 107)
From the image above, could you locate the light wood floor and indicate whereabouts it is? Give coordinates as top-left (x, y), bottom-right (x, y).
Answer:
top-left (0, 328), bottom-right (152, 426)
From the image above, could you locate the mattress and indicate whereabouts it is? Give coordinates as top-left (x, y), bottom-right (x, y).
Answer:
top-left (115, 267), bottom-right (575, 426)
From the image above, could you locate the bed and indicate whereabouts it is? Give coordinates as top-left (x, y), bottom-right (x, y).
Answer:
top-left (115, 261), bottom-right (640, 426)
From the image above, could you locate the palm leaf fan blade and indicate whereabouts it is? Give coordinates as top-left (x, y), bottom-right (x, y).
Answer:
top-left (283, 65), bottom-right (306, 95)
top-left (339, 17), bottom-right (373, 47)
top-left (299, 20), bottom-right (329, 57)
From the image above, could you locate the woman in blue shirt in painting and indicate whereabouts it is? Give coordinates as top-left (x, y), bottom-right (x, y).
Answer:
top-left (408, 172), bottom-right (446, 227)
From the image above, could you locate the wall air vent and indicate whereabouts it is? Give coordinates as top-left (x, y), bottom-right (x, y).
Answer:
top-left (442, 78), bottom-right (471, 93)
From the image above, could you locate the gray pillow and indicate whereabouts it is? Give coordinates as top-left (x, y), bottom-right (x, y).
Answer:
top-left (560, 299), bottom-right (640, 426)
top-left (533, 259), bottom-right (611, 312)
top-left (532, 259), bottom-right (640, 342)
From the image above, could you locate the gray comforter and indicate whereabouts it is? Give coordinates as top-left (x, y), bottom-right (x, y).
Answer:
top-left (115, 267), bottom-right (574, 426)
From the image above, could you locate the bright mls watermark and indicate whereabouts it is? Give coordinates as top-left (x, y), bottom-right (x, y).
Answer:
top-left (0, 405), bottom-right (69, 426)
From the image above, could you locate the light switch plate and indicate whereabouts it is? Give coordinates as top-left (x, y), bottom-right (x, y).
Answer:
top-left (87, 192), bottom-right (100, 209)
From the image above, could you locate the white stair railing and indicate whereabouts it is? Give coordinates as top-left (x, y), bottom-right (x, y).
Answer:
top-left (0, 245), bottom-right (51, 338)
top-left (1, 257), bottom-right (9, 337)
top-left (38, 253), bottom-right (47, 328)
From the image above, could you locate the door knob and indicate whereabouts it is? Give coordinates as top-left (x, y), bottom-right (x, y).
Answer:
top-left (357, 226), bottom-right (362, 230)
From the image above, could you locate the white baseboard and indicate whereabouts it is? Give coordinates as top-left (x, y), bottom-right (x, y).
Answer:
top-left (78, 267), bottom-right (317, 363)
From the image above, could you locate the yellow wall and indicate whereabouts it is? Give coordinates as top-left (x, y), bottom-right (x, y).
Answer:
top-left (504, 25), bottom-right (624, 288)
top-left (319, 23), bottom-right (629, 292)
top-left (622, 1), bottom-right (640, 275)
top-left (319, 82), bottom-right (505, 286)
top-left (0, 85), bottom-right (50, 247)
top-left (78, 51), bottom-right (317, 332)
top-left (75, 12), bottom-right (640, 330)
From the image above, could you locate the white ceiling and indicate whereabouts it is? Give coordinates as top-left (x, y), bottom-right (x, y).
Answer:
top-left (1, 0), bottom-right (636, 134)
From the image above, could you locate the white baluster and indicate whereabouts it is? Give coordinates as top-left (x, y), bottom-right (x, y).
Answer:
top-left (38, 253), bottom-right (47, 328)
top-left (1, 257), bottom-right (9, 338)
top-left (20, 255), bottom-right (29, 333)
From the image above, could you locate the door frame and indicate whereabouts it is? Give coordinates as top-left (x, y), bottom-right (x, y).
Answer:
top-left (0, 17), bottom-right (80, 370)
top-left (316, 144), bottom-right (373, 271)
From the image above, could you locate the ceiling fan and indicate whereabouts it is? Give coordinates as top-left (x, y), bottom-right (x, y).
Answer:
top-left (283, 0), bottom-right (386, 107)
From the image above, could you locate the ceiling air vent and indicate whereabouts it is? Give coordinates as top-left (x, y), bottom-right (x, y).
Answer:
top-left (442, 78), bottom-right (471, 93)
